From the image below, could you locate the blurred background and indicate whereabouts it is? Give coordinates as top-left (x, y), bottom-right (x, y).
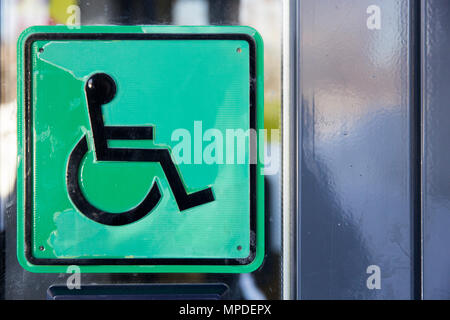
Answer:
top-left (0, 0), bottom-right (282, 299)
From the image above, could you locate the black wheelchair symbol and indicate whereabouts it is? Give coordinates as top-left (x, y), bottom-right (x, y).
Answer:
top-left (66, 73), bottom-right (215, 226)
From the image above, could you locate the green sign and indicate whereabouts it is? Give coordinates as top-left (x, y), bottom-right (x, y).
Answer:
top-left (17, 26), bottom-right (264, 273)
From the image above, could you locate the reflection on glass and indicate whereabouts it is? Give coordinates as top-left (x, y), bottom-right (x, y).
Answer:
top-left (0, 0), bottom-right (282, 299)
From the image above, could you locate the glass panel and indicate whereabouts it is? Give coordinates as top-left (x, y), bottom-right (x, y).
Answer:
top-left (0, 0), bottom-right (282, 299)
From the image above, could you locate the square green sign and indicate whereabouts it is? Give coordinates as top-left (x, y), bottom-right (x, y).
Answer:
top-left (17, 26), bottom-right (264, 273)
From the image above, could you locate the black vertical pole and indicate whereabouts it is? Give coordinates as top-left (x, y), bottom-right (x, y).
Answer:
top-left (208, 0), bottom-right (240, 25)
top-left (410, 0), bottom-right (422, 301)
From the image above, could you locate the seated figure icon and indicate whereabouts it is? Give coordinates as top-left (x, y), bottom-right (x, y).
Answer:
top-left (66, 73), bottom-right (215, 226)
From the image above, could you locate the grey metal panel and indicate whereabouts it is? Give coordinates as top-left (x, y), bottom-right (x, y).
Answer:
top-left (282, 0), bottom-right (299, 300)
top-left (422, 0), bottom-right (450, 300)
top-left (297, 0), bottom-right (418, 299)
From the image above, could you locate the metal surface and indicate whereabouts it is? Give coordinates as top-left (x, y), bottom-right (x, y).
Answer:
top-left (297, 0), bottom-right (419, 299)
top-left (422, 0), bottom-right (450, 300)
top-left (282, 0), bottom-right (297, 300)
top-left (46, 284), bottom-right (230, 300)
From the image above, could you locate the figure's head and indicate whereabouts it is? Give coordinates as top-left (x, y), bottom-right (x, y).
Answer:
top-left (85, 73), bottom-right (117, 104)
